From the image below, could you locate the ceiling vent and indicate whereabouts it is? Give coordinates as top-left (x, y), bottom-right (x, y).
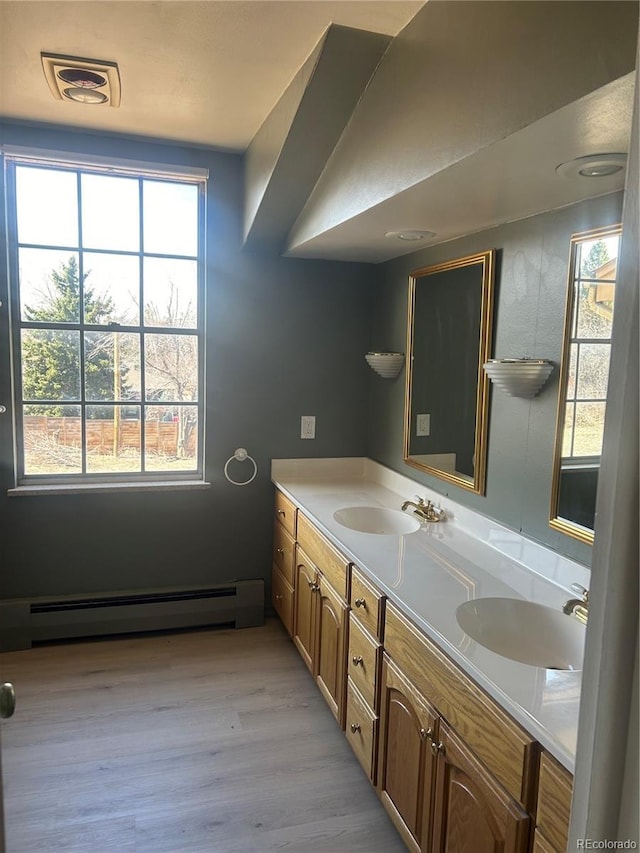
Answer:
top-left (41, 53), bottom-right (121, 107)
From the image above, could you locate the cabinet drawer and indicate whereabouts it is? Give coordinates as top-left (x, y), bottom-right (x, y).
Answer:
top-left (273, 523), bottom-right (295, 586)
top-left (350, 565), bottom-right (384, 640)
top-left (297, 513), bottom-right (348, 600)
top-left (536, 752), bottom-right (573, 852)
top-left (348, 613), bottom-right (381, 710)
top-left (274, 490), bottom-right (296, 537)
top-left (272, 566), bottom-right (294, 637)
top-left (345, 678), bottom-right (377, 782)
top-left (384, 602), bottom-right (538, 808)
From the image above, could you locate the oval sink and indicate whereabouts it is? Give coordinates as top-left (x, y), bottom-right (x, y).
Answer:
top-left (333, 506), bottom-right (421, 536)
top-left (456, 597), bottom-right (585, 671)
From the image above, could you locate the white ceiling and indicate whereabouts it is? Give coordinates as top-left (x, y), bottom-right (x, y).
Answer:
top-left (0, 0), bottom-right (423, 151)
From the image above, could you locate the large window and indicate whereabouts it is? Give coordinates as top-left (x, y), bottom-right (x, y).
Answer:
top-left (6, 155), bottom-right (206, 483)
top-left (561, 227), bottom-right (620, 462)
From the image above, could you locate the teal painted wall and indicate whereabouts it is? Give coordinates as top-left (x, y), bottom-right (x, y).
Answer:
top-left (367, 192), bottom-right (625, 567)
top-left (0, 122), bottom-right (376, 598)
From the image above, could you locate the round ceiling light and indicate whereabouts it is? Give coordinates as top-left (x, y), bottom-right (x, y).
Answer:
top-left (556, 154), bottom-right (627, 179)
top-left (384, 230), bottom-right (435, 241)
top-left (57, 68), bottom-right (107, 88)
top-left (63, 87), bottom-right (109, 104)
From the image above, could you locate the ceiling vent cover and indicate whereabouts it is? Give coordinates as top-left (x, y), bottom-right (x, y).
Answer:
top-left (41, 53), bottom-right (121, 107)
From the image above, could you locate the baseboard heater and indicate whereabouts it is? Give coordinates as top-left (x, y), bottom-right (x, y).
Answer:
top-left (0, 580), bottom-right (264, 651)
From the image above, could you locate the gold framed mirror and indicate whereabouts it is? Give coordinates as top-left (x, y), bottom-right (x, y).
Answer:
top-left (550, 224), bottom-right (622, 544)
top-left (403, 250), bottom-right (495, 495)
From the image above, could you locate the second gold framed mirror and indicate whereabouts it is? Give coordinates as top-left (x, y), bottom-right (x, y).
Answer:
top-left (403, 250), bottom-right (495, 495)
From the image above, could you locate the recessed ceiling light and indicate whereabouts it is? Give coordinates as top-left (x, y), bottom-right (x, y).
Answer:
top-left (41, 52), bottom-right (121, 107)
top-left (385, 230), bottom-right (436, 241)
top-left (556, 154), bottom-right (627, 179)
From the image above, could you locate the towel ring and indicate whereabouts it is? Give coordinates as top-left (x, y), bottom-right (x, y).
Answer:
top-left (224, 448), bottom-right (258, 486)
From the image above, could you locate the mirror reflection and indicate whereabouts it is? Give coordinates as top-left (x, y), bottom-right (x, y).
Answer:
top-left (550, 224), bottom-right (622, 543)
top-left (404, 251), bottom-right (495, 495)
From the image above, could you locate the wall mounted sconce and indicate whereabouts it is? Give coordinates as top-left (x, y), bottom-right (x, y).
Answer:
top-left (483, 358), bottom-right (553, 398)
top-left (365, 351), bottom-right (405, 379)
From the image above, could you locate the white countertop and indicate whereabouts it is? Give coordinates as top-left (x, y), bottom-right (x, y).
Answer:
top-left (271, 457), bottom-right (590, 773)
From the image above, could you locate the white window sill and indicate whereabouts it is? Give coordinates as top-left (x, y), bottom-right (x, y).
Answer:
top-left (7, 480), bottom-right (211, 497)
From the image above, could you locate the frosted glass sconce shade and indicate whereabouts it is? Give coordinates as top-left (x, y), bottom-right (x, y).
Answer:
top-left (365, 352), bottom-right (405, 379)
top-left (483, 358), bottom-right (553, 398)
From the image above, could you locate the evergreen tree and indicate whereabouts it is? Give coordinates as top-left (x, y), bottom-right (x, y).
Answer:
top-left (22, 256), bottom-right (120, 415)
top-left (580, 239), bottom-right (610, 278)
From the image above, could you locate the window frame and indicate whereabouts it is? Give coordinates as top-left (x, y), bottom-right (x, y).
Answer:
top-left (4, 151), bottom-right (207, 487)
top-left (560, 227), bottom-right (619, 465)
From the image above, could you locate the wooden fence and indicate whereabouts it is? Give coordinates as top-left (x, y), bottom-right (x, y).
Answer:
top-left (24, 416), bottom-right (196, 456)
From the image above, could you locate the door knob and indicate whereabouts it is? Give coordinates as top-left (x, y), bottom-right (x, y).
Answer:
top-left (0, 683), bottom-right (16, 719)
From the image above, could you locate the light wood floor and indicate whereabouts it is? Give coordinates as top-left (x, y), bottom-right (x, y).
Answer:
top-left (0, 619), bottom-right (405, 852)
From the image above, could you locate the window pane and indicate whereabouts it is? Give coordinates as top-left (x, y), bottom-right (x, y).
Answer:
top-left (562, 402), bottom-right (574, 458)
top-left (23, 404), bottom-right (82, 474)
top-left (143, 257), bottom-right (197, 328)
top-left (145, 405), bottom-right (198, 471)
top-left (143, 181), bottom-right (198, 256)
top-left (16, 166), bottom-right (78, 247)
top-left (576, 343), bottom-right (611, 400)
top-left (566, 343), bottom-right (577, 399)
top-left (144, 334), bottom-right (198, 401)
top-left (19, 249), bottom-right (81, 322)
top-left (81, 174), bottom-right (140, 251)
top-left (579, 237), bottom-right (619, 280)
top-left (83, 252), bottom-right (140, 325)
top-left (575, 282), bottom-right (614, 339)
top-left (573, 402), bottom-right (606, 456)
top-left (85, 332), bottom-right (141, 402)
top-left (21, 329), bottom-right (81, 401)
top-left (86, 406), bottom-right (141, 473)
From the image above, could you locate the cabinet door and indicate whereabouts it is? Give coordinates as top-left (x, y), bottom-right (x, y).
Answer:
top-left (293, 553), bottom-right (317, 673)
top-left (315, 573), bottom-right (348, 727)
top-left (378, 655), bottom-right (438, 853)
top-left (431, 719), bottom-right (530, 853)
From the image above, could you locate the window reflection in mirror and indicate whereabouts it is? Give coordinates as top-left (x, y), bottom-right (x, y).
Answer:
top-left (550, 224), bottom-right (621, 543)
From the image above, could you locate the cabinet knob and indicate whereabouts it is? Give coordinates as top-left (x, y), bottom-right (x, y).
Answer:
top-left (352, 655), bottom-right (364, 667)
top-left (0, 683), bottom-right (15, 719)
top-left (419, 727), bottom-right (433, 742)
top-left (277, 509), bottom-right (286, 517)
top-left (276, 548), bottom-right (284, 556)
top-left (308, 582), bottom-right (320, 592)
top-left (430, 741), bottom-right (445, 756)
top-left (274, 594), bottom-right (283, 601)
top-left (354, 598), bottom-right (366, 609)
top-left (350, 722), bottom-right (361, 734)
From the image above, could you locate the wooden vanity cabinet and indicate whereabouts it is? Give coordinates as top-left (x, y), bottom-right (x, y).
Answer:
top-left (271, 493), bottom-right (296, 638)
top-left (378, 654), bottom-right (439, 852)
top-left (292, 534), bottom-right (349, 728)
top-left (533, 751), bottom-right (574, 852)
top-left (431, 719), bottom-right (530, 853)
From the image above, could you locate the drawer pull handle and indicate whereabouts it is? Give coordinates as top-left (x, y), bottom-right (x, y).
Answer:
top-left (420, 727), bottom-right (433, 742)
top-left (354, 598), bottom-right (366, 609)
top-left (350, 723), bottom-right (361, 734)
top-left (352, 656), bottom-right (364, 667)
top-left (431, 741), bottom-right (445, 756)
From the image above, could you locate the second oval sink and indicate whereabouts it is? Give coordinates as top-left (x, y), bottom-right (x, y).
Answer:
top-left (333, 506), bottom-right (421, 535)
top-left (456, 597), bottom-right (585, 671)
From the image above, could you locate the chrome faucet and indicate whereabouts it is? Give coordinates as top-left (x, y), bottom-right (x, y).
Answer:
top-left (401, 495), bottom-right (445, 523)
top-left (562, 584), bottom-right (589, 625)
